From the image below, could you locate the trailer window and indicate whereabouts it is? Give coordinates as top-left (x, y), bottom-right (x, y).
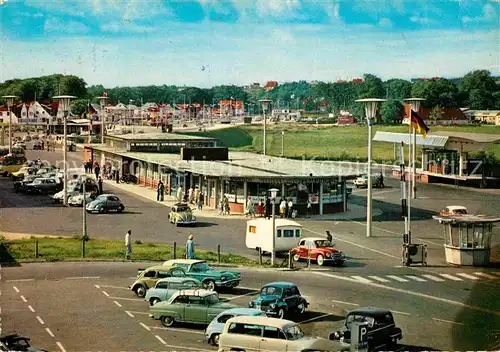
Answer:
top-left (295, 229), bottom-right (301, 237)
top-left (283, 230), bottom-right (294, 238)
top-left (277, 230), bottom-right (282, 237)
top-left (249, 225), bottom-right (256, 233)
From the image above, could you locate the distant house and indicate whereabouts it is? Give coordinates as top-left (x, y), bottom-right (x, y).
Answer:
top-left (0, 105), bottom-right (19, 124)
top-left (318, 99), bottom-right (329, 112)
top-left (469, 110), bottom-right (500, 125)
top-left (351, 78), bottom-right (363, 84)
top-left (264, 81), bottom-right (278, 91)
top-left (403, 104), bottom-right (469, 126)
top-left (19, 102), bottom-right (52, 124)
top-left (336, 111), bottom-right (356, 125)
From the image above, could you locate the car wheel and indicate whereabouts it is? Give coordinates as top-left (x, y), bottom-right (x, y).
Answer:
top-left (316, 254), bottom-right (325, 266)
top-left (203, 280), bottom-right (216, 291)
top-left (211, 333), bottom-right (220, 346)
top-left (293, 253), bottom-right (301, 262)
top-left (135, 285), bottom-right (146, 298)
top-left (297, 302), bottom-right (306, 315)
top-left (277, 308), bottom-right (285, 319)
top-left (117, 205), bottom-right (124, 213)
top-left (150, 298), bottom-right (160, 306)
top-left (160, 316), bottom-right (175, 327)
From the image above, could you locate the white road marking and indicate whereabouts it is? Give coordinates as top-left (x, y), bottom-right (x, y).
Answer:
top-left (386, 275), bottom-right (409, 282)
top-left (351, 276), bottom-right (373, 283)
top-left (125, 311), bottom-right (135, 318)
top-left (98, 285), bottom-right (129, 290)
top-left (56, 342), bottom-right (66, 352)
top-left (7, 279), bottom-right (34, 282)
top-left (474, 272), bottom-right (498, 280)
top-left (223, 291), bottom-right (257, 301)
top-left (36, 316), bottom-right (45, 325)
top-left (45, 328), bottom-right (55, 337)
top-left (20, 295), bottom-right (27, 302)
top-left (439, 274), bottom-right (463, 281)
top-left (101, 290), bottom-right (110, 297)
top-left (109, 296), bottom-right (143, 301)
top-left (151, 326), bottom-right (205, 335)
top-left (113, 300), bottom-right (122, 307)
top-left (331, 299), bottom-right (359, 306)
top-left (298, 313), bottom-right (333, 324)
top-left (155, 335), bottom-right (167, 344)
top-left (368, 276), bottom-right (391, 283)
top-left (28, 305), bottom-right (35, 312)
top-left (405, 275), bottom-right (427, 282)
top-left (432, 317), bottom-right (465, 326)
top-left (13, 286), bottom-right (19, 293)
top-left (94, 285), bottom-right (100, 289)
top-left (140, 322), bottom-right (151, 331)
top-left (161, 343), bottom-right (212, 352)
top-left (422, 274), bottom-right (445, 282)
top-left (65, 276), bottom-right (100, 280)
top-left (456, 273), bottom-right (479, 280)
top-left (391, 310), bottom-right (411, 316)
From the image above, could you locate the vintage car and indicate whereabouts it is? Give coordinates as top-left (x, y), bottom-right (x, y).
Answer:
top-left (10, 165), bottom-right (37, 180)
top-left (205, 308), bottom-right (266, 346)
top-left (13, 174), bottom-right (40, 192)
top-left (149, 289), bottom-right (240, 327)
top-left (291, 237), bottom-right (346, 266)
top-left (53, 180), bottom-right (98, 204)
top-left (439, 205), bottom-right (468, 217)
top-left (329, 307), bottom-right (403, 351)
top-left (163, 259), bottom-right (241, 291)
top-left (0, 334), bottom-right (48, 352)
top-left (145, 277), bottom-right (202, 306)
top-left (353, 174), bottom-right (380, 188)
top-left (0, 156), bottom-right (28, 177)
top-left (68, 193), bottom-right (97, 206)
top-left (85, 194), bottom-right (125, 213)
top-left (23, 177), bottom-right (61, 194)
top-left (249, 282), bottom-right (308, 319)
top-left (168, 203), bottom-right (197, 226)
top-left (218, 316), bottom-right (343, 352)
top-left (129, 265), bottom-right (187, 297)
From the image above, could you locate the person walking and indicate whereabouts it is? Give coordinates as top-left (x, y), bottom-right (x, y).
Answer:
top-left (94, 163), bottom-right (100, 179)
top-left (224, 196), bottom-right (230, 215)
top-left (287, 199), bottom-right (294, 218)
top-left (264, 197), bottom-right (271, 219)
top-left (307, 199), bottom-right (312, 218)
top-left (125, 230), bottom-right (132, 260)
top-left (198, 192), bottom-right (204, 210)
top-left (378, 172), bottom-right (385, 188)
top-left (98, 176), bottom-right (103, 195)
top-left (186, 234), bottom-right (195, 259)
top-left (326, 230), bottom-right (333, 243)
top-left (157, 180), bottom-right (165, 201)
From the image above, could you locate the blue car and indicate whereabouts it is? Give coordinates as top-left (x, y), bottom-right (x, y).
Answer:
top-left (205, 308), bottom-right (266, 346)
top-left (249, 282), bottom-right (308, 319)
top-left (145, 277), bottom-right (202, 306)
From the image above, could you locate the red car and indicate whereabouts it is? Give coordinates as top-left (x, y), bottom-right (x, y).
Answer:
top-left (291, 237), bottom-right (346, 266)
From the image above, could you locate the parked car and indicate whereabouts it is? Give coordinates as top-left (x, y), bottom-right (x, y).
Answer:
top-left (439, 205), bottom-right (468, 217)
top-left (205, 308), bottom-right (267, 346)
top-left (145, 277), bottom-right (202, 306)
top-left (53, 180), bottom-right (98, 203)
top-left (23, 178), bottom-right (61, 194)
top-left (129, 265), bottom-right (188, 297)
top-left (218, 316), bottom-right (343, 352)
top-left (168, 203), bottom-right (197, 226)
top-left (291, 237), bottom-right (346, 266)
top-left (249, 282), bottom-right (308, 319)
top-left (32, 140), bottom-right (43, 150)
top-left (163, 259), bottom-right (241, 291)
top-left (329, 307), bottom-right (403, 351)
top-left (353, 174), bottom-right (379, 188)
top-left (0, 334), bottom-right (48, 352)
top-left (1, 159), bottom-right (29, 178)
top-left (68, 193), bottom-right (97, 206)
top-left (85, 194), bottom-right (125, 213)
top-left (149, 289), bottom-right (240, 327)
top-left (13, 174), bottom-right (40, 192)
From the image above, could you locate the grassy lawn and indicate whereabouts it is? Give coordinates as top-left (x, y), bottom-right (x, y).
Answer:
top-left (186, 124), bottom-right (500, 162)
top-left (0, 237), bottom-right (257, 266)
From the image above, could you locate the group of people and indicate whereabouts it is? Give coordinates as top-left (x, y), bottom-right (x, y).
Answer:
top-left (245, 197), bottom-right (295, 219)
top-left (125, 230), bottom-right (196, 260)
top-left (84, 160), bottom-right (121, 184)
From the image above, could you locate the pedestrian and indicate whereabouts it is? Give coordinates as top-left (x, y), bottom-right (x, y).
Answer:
top-left (115, 169), bottom-right (120, 184)
top-left (125, 230), bottom-right (132, 260)
top-left (188, 187), bottom-right (194, 204)
top-left (157, 180), bottom-right (165, 201)
top-left (378, 172), bottom-right (385, 188)
top-left (98, 176), bottom-right (103, 195)
top-left (219, 196), bottom-right (224, 215)
top-left (176, 186), bottom-right (184, 203)
top-left (326, 230), bottom-right (333, 243)
top-left (287, 199), bottom-right (293, 218)
top-left (279, 199), bottom-right (286, 218)
top-left (94, 164), bottom-right (100, 179)
top-left (185, 234), bottom-right (195, 259)
top-left (224, 196), bottom-right (230, 215)
top-left (198, 192), bottom-right (204, 210)
top-left (264, 197), bottom-right (271, 219)
top-left (307, 199), bottom-right (312, 218)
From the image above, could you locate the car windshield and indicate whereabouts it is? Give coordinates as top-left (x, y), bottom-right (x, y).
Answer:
top-left (177, 206), bottom-right (189, 212)
top-left (260, 286), bottom-right (282, 297)
top-left (454, 209), bottom-right (467, 214)
top-left (314, 240), bottom-right (332, 247)
top-left (283, 325), bottom-right (305, 340)
top-left (346, 314), bottom-right (375, 329)
top-left (96, 195), bottom-right (108, 201)
top-left (206, 294), bottom-right (219, 304)
top-left (190, 262), bottom-right (210, 272)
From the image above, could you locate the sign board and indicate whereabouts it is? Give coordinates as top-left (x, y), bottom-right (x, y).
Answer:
top-left (350, 322), bottom-right (369, 351)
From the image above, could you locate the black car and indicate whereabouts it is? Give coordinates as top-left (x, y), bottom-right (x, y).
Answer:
top-left (0, 334), bottom-right (48, 352)
top-left (249, 282), bottom-right (308, 319)
top-left (329, 307), bottom-right (402, 351)
top-left (24, 178), bottom-right (62, 194)
top-left (13, 175), bottom-right (40, 192)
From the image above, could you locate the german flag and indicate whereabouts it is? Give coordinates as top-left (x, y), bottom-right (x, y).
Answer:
top-left (410, 110), bottom-right (430, 138)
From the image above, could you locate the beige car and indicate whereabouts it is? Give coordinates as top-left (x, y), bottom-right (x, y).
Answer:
top-left (128, 265), bottom-right (187, 298)
top-left (218, 315), bottom-right (344, 352)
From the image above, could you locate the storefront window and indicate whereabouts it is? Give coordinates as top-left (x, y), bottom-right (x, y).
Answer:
top-left (450, 225), bottom-right (459, 247)
top-left (473, 224), bottom-right (484, 248)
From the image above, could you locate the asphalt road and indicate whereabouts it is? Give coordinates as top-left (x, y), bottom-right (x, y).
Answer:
top-left (1, 262), bottom-right (499, 351)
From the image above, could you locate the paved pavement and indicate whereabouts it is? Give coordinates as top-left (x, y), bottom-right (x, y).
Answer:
top-left (1, 262), bottom-right (499, 351)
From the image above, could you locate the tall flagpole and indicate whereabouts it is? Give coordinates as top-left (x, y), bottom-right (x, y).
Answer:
top-left (407, 110), bottom-right (412, 245)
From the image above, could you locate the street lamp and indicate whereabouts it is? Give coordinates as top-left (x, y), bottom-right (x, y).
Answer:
top-left (2, 95), bottom-right (18, 154)
top-left (53, 95), bottom-right (77, 207)
top-left (259, 99), bottom-right (271, 155)
top-left (355, 98), bottom-right (386, 238)
top-left (404, 98), bottom-right (425, 200)
top-left (97, 96), bottom-right (109, 144)
top-left (281, 131), bottom-right (285, 156)
top-left (82, 175), bottom-right (88, 241)
top-left (269, 188), bottom-right (279, 266)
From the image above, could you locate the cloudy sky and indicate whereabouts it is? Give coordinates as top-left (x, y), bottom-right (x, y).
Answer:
top-left (0, 0), bottom-right (498, 87)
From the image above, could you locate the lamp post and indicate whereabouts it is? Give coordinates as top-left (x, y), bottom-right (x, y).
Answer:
top-left (97, 96), bottom-right (109, 144)
top-left (281, 131), bottom-right (285, 156)
top-left (355, 98), bottom-right (386, 238)
top-left (259, 99), bottom-right (271, 155)
top-left (2, 95), bottom-right (17, 154)
top-left (404, 98), bottom-right (425, 200)
top-left (53, 95), bottom-right (76, 207)
top-left (82, 175), bottom-right (88, 240)
top-left (269, 188), bottom-right (279, 266)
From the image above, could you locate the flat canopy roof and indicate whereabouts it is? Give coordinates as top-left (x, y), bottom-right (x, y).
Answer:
top-left (433, 215), bottom-right (500, 224)
top-left (373, 131), bottom-right (500, 148)
top-left (92, 146), bottom-right (364, 180)
top-left (106, 132), bottom-right (216, 141)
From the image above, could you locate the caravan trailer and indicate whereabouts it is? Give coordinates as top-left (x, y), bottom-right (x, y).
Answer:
top-left (245, 218), bottom-right (302, 253)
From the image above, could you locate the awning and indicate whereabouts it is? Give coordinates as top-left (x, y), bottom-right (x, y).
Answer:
top-left (373, 132), bottom-right (448, 148)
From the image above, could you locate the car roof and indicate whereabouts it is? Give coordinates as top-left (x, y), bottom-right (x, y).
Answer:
top-left (262, 281), bottom-right (297, 288)
top-left (218, 308), bottom-right (264, 316)
top-left (348, 307), bottom-right (393, 316)
top-left (143, 265), bottom-right (175, 271)
top-left (227, 315), bottom-right (296, 328)
top-left (247, 218), bottom-right (302, 227)
top-left (300, 237), bottom-right (326, 242)
top-left (156, 277), bottom-right (197, 284)
top-left (172, 289), bottom-right (215, 298)
top-left (446, 206), bottom-right (467, 210)
top-left (164, 259), bottom-right (205, 265)
top-left (98, 193), bottom-right (117, 197)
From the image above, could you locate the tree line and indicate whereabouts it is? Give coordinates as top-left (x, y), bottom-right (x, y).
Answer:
top-left (0, 70), bottom-right (498, 123)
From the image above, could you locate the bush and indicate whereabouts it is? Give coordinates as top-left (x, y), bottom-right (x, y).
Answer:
top-left (134, 240), bottom-right (142, 245)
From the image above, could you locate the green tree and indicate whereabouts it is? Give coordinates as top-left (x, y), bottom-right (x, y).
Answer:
top-left (58, 75), bottom-right (88, 98)
top-left (411, 78), bottom-right (459, 107)
top-left (71, 99), bottom-right (90, 116)
top-left (459, 70), bottom-right (498, 109)
top-left (380, 100), bottom-right (404, 124)
top-left (358, 74), bottom-right (385, 99)
top-left (384, 79), bottom-right (412, 100)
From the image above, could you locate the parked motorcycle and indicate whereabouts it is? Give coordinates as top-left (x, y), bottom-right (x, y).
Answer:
top-left (121, 174), bottom-right (138, 184)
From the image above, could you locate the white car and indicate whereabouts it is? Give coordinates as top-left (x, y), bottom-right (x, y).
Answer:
top-left (353, 174), bottom-right (378, 188)
top-left (68, 193), bottom-right (97, 206)
top-left (439, 206), bottom-right (468, 216)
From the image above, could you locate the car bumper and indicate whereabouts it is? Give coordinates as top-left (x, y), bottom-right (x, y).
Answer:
top-left (217, 279), bottom-right (240, 288)
top-left (323, 257), bottom-right (345, 264)
top-left (176, 221), bottom-right (197, 226)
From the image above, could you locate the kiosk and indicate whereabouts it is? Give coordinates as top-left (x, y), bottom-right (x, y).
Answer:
top-left (433, 214), bottom-right (500, 266)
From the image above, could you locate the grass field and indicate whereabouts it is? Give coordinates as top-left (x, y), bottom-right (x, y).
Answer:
top-left (187, 124), bottom-right (500, 162)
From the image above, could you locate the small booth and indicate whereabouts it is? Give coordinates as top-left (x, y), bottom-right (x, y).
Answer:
top-left (433, 214), bottom-right (500, 266)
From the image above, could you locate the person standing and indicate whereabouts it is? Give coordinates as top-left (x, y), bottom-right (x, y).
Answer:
top-left (279, 199), bottom-right (286, 218)
top-left (94, 163), bottom-right (100, 179)
top-left (198, 192), bottom-right (204, 210)
top-left (287, 199), bottom-right (294, 218)
top-left (265, 197), bottom-right (271, 219)
top-left (125, 230), bottom-right (132, 260)
top-left (307, 199), bottom-right (312, 218)
top-left (186, 234), bottom-right (195, 259)
top-left (157, 180), bottom-right (165, 201)
top-left (98, 176), bottom-right (103, 195)
top-left (326, 230), bottom-right (333, 243)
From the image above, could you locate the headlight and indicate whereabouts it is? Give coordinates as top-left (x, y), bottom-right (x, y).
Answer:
top-left (326, 253), bottom-right (331, 258)
top-left (249, 301), bottom-right (254, 307)
top-left (220, 276), bottom-right (226, 281)
top-left (270, 303), bottom-right (276, 309)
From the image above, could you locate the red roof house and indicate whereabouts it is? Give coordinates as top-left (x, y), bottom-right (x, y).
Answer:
top-left (264, 81), bottom-right (278, 91)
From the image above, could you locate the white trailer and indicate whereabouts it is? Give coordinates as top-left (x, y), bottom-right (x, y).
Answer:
top-left (245, 218), bottom-right (302, 253)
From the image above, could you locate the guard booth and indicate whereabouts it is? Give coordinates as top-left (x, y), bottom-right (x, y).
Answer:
top-left (433, 215), bottom-right (500, 266)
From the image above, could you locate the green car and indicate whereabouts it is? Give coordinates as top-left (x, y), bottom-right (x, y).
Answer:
top-left (163, 259), bottom-right (241, 291)
top-left (150, 289), bottom-right (240, 327)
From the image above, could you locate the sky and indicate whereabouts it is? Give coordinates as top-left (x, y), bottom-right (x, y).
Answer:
top-left (0, 0), bottom-right (499, 88)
